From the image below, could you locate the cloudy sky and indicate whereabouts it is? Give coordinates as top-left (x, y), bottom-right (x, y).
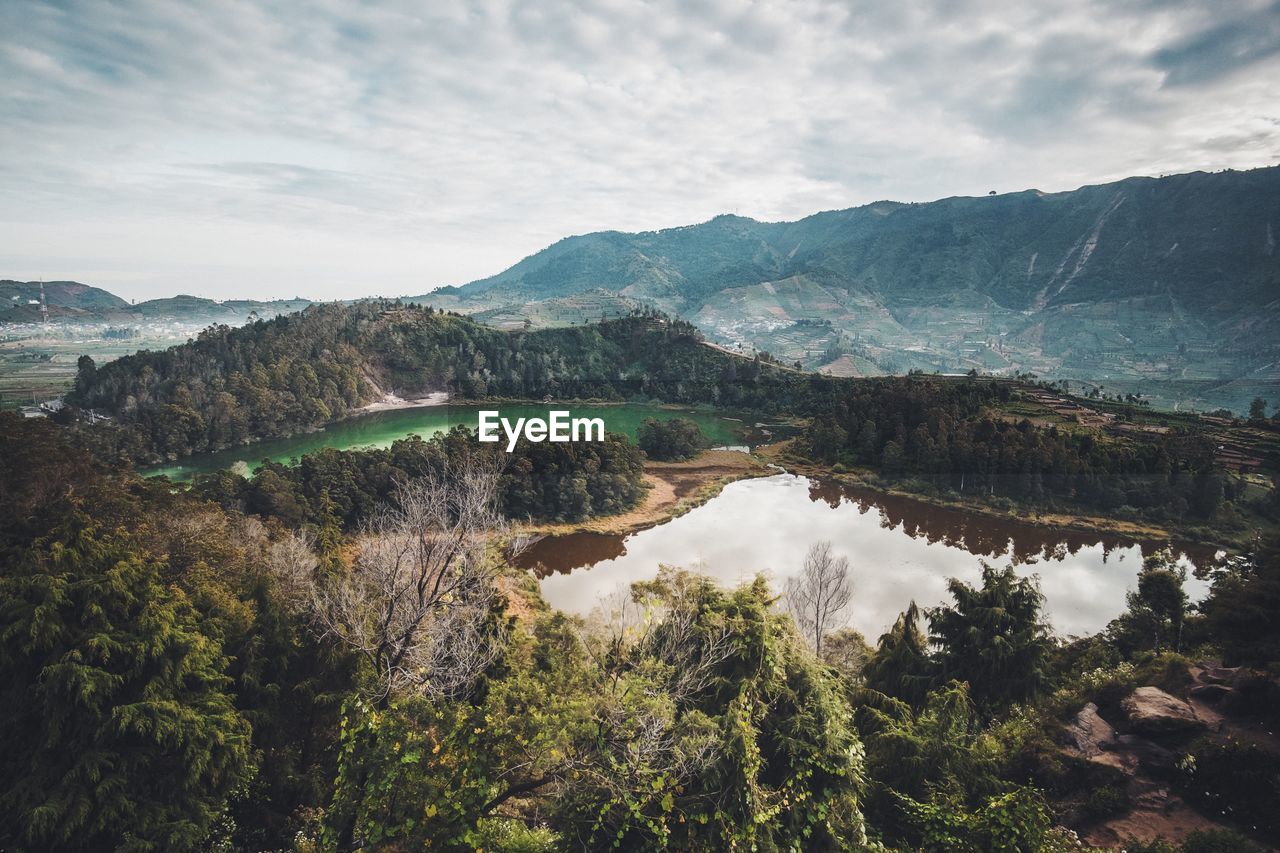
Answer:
top-left (3, 0), bottom-right (1278, 301)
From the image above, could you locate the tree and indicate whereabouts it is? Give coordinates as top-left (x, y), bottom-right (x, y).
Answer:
top-left (785, 541), bottom-right (853, 657)
top-left (823, 627), bottom-right (873, 679)
top-left (1106, 548), bottom-right (1191, 656)
top-left (637, 417), bottom-right (709, 461)
top-left (807, 415), bottom-right (848, 463)
top-left (928, 564), bottom-right (1051, 714)
top-left (1202, 538), bottom-right (1280, 665)
top-left (74, 354), bottom-right (96, 398)
top-left (311, 453), bottom-right (510, 705)
top-left (863, 602), bottom-right (936, 707)
top-left (0, 522), bottom-right (252, 851)
top-left (1248, 396), bottom-right (1269, 421)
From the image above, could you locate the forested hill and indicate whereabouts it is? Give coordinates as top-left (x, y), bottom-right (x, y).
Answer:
top-left (421, 166), bottom-right (1280, 406)
top-left (68, 302), bottom-right (814, 462)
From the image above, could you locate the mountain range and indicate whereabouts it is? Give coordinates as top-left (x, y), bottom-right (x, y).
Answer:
top-left (0, 280), bottom-right (310, 325)
top-left (418, 166), bottom-right (1280, 409)
top-left (6, 165), bottom-right (1279, 412)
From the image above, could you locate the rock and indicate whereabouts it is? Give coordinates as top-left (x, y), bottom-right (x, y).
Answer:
top-left (1188, 683), bottom-right (1234, 703)
top-left (1070, 702), bottom-right (1117, 757)
top-left (1120, 687), bottom-right (1207, 737)
top-left (1114, 734), bottom-right (1177, 775)
top-left (1200, 666), bottom-right (1239, 685)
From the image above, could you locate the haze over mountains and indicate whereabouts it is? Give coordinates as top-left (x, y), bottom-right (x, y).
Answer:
top-left (7, 166), bottom-right (1280, 412)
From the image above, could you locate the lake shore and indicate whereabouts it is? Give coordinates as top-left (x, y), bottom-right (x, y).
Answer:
top-left (355, 390), bottom-right (450, 414)
top-left (516, 449), bottom-right (772, 538)
top-left (756, 439), bottom-right (1247, 552)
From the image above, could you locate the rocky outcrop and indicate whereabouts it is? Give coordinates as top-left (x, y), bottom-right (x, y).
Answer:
top-left (1070, 702), bottom-right (1117, 757)
top-left (1120, 687), bottom-right (1207, 737)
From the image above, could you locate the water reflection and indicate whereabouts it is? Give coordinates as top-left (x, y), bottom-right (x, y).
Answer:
top-left (522, 474), bottom-right (1214, 639)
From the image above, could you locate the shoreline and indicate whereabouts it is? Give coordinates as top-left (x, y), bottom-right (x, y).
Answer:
top-left (756, 439), bottom-right (1247, 553)
top-left (355, 390), bottom-right (450, 414)
top-left (515, 449), bottom-right (772, 539)
top-left (512, 439), bottom-right (1248, 556)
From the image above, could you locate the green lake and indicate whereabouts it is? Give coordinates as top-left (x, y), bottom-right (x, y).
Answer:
top-left (147, 402), bottom-right (761, 481)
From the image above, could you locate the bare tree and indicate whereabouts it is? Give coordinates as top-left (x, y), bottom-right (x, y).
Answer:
top-left (263, 528), bottom-right (320, 612)
top-left (312, 453), bottom-right (510, 704)
top-left (785, 541), bottom-right (853, 658)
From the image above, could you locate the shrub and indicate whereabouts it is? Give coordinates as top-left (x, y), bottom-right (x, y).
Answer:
top-left (636, 417), bottom-right (708, 461)
top-left (1176, 739), bottom-right (1280, 844)
top-left (1083, 784), bottom-right (1130, 820)
top-left (1181, 828), bottom-right (1262, 852)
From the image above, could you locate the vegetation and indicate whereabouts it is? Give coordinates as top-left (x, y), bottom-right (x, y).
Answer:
top-left (191, 425), bottom-right (647, 531)
top-left (3, 409), bottom-right (1280, 850)
top-left (636, 416), bottom-right (708, 461)
top-left (799, 374), bottom-right (1265, 531)
top-left (68, 304), bottom-right (816, 464)
top-left (7, 284), bottom-right (1280, 851)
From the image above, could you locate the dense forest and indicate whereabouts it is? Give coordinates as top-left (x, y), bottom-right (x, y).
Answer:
top-left (3, 411), bottom-right (1278, 851)
top-left (799, 377), bottom-right (1254, 527)
top-left (636, 416), bottom-right (709, 461)
top-left (191, 426), bottom-right (647, 531)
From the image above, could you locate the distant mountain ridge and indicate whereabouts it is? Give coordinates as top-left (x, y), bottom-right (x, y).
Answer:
top-left (0, 280), bottom-right (311, 324)
top-left (419, 166), bottom-right (1280, 412)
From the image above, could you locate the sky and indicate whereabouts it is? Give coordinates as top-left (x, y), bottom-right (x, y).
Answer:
top-left (2, 0), bottom-right (1278, 302)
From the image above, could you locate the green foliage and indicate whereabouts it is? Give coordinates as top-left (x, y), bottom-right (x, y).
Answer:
top-left (1109, 550), bottom-right (1191, 656)
top-left (803, 383), bottom-right (1229, 521)
top-left (1082, 784), bottom-right (1129, 820)
top-left (1176, 738), bottom-right (1280, 844)
top-left (859, 682), bottom-right (1003, 809)
top-left (325, 696), bottom-right (504, 849)
top-left (325, 571), bottom-right (872, 850)
top-left (928, 564), bottom-right (1052, 715)
top-left (0, 521), bottom-right (253, 851)
top-left (888, 786), bottom-right (1061, 852)
top-left (863, 602), bottom-right (936, 707)
top-left (72, 305), bottom-right (820, 464)
top-left (1181, 828), bottom-right (1264, 853)
top-left (1201, 538), bottom-right (1280, 666)
top-left (636, 416), bottom-right (709, 461)
top-left (194, 425), bottom-right (648, 529)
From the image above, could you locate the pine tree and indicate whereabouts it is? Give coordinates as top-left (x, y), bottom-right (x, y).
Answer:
top-left (0, 520), bottom-right (253, 851)
top-left (863, 602), bottom-right (936, 707)
top-left (928, 564), bottom-right (1051, 715)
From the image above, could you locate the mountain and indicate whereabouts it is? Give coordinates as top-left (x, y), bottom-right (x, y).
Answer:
top-left (419, 166), bottom-right (1280, 412)
top-left (0, 281), bottom-right (312, 325)
top-left (0, 280), bottom-right (130, 319)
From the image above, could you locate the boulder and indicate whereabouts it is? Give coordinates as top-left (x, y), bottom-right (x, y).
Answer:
top-left (1070, 702), bottom-right (1116, 757)
top-left (1120, 687), bottom-right (1207, 737)
top-left (1188, 683), bottom-right (1234, 703)
top-left (1114, 734), bottom-right (1177, 775)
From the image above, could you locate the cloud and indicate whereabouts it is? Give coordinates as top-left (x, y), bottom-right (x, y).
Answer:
top-left (1, 0), bottom-right (1277, 300)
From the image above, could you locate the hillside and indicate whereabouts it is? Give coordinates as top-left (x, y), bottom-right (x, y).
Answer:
top-left (421, 167), bottom-right (1280, 412)
top-left (69, 302), bottom-right (813, 463)
top-left (0, 280), bottom-right (312, 324)
top-left (0, 280), bottom-right (130, 319)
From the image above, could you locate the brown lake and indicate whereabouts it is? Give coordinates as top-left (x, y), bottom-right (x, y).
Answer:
top-left (517, 473), bottom-right (1216, 639)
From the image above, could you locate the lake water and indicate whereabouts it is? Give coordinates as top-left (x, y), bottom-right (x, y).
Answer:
top-left (519, 473), bottom-right (1215, 640)
top-left (149, 402), bottom-right (769, 480)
